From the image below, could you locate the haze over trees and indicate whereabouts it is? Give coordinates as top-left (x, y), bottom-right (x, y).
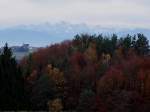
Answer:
top-left (0, 33), bottom-right (150, 111)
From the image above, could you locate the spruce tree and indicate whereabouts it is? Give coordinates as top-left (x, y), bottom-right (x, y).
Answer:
top-left (0, 43), bottom-right (27, 110)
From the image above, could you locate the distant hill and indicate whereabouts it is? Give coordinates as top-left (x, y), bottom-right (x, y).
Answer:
top-left (0, 22), bottom-right (150, 47)
top-left (0, 44), bottom-right (38, 60)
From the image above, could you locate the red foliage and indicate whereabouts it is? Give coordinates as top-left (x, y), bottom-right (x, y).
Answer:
top-left (69, 52), bottom-right (86, 73)
top-left (94, 96), bottom-right (108, 112)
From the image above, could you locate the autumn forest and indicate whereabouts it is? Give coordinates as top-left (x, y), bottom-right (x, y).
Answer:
top-left (0, 33), bottom-right (150, 112)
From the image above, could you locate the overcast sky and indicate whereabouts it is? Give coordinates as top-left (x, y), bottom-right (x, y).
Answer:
top-left (0, 0), bottom-right (150, 28)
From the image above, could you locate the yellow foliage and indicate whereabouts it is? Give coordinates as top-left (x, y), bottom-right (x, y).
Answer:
top-left (47, 64), bottom-right (53, 74)
top-left (84, 42), bottom-right (97, 62)
top-left (102, 53), bottom-right (111, 64)
top-left (48, 98), bottom-right (63, 112)
top-left (46, 64), bottom-right (65, 91)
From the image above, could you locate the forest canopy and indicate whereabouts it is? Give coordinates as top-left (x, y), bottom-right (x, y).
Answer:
top-left (0, 33), bottom-right (150, 111)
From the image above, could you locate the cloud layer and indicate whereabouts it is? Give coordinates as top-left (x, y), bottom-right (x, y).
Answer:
top-left (0, 0), bottom-right (149, 28)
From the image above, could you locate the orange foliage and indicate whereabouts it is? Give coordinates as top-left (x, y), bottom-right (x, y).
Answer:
top-left (46, 64), bottom-right (65, 91)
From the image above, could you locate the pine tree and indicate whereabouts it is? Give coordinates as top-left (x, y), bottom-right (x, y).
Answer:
top-left (0, 43), bottom-right (27, 110)
top-left (134, 34), bottom-right (149, 55)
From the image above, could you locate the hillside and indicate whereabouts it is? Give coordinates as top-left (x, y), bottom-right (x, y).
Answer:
top-left (18, 33), bottom-right (150, 111)
top-left (0, 44), bottom-right (38, 61)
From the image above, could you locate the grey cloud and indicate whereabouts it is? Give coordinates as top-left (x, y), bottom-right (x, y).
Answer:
top-left (0, 0), bottom-right (149, 28)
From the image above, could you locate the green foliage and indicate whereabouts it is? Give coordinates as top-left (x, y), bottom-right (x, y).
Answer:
top-left (30, 74), bottom-right (57, 110)
top-left (121, 34), bottom-right (132, 55)
top-left (0, 43), bottom-right (28, 110)
top-left (73, 34), bottom-right (95, 52)
top-left (77, 89), bottom-right (96, 112)
top-left (134, 33), bottom-right (149, 55)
